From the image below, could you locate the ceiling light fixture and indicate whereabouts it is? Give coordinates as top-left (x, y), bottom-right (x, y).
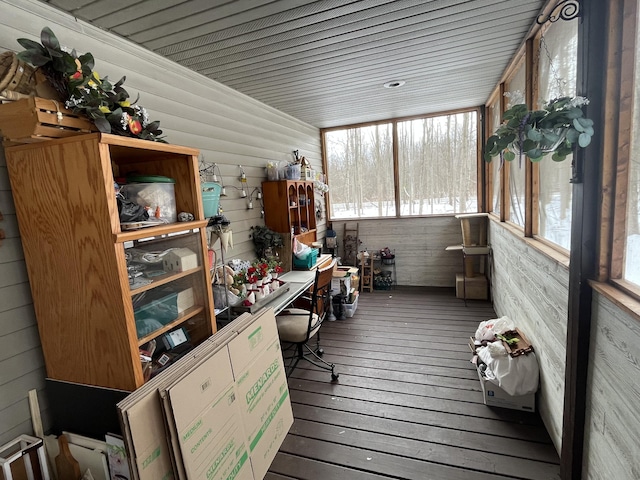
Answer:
top-left (383, 80), bottom-right (405, 89)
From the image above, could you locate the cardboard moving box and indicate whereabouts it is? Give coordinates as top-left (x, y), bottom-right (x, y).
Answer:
top-left (118, 310), bottom-right (292, 480)
top-left (476, 365), bottom-right (536, 412)
top-left (229, 309), bottom-right (294, 480)
top-left (455, 273), bottom-right (488, 300)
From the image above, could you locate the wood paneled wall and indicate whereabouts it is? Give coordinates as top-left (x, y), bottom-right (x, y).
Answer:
top-left (330, 217), bottom-right (463, 287)
top-left (489, 220), bottom-right (568, 454)
top-left (583, 291), bottom-right (640, 478)
top-left (0, 0), bottom-right (322, 443)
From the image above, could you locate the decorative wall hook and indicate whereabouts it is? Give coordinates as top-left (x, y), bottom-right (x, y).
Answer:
top-left (537, 0), bottom-right (581, 25)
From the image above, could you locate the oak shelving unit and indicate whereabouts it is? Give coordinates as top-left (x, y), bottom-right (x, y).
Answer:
top-left (5, 133), bottom-right (215, 391)
top-left (262, 180), bottom-right (317, 270)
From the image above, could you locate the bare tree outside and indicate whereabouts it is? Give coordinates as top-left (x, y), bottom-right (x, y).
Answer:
top-left (398, 112), bottom-right (478, 215)
top-left (326, 124), bottom-right (395, 218)
top-left (325, 110), bottom-right (478, 219)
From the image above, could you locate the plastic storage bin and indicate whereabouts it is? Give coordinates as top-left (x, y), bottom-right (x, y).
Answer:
top-left (133, 288), bottom-right (194, 338)
top-left (121, 175), bottom-right (177, 223)
top-left (134, 291), bottom-right (178, 337)
top-left (266, 165), bottom-right (279, 181)
top-left (285, 164), bottom-right (301, 180)
top-left (293, 248), bottom-right (318, 269)
top-left (201, 182), bottom-right (222, 218)
top-left (344, 296), bottom-right (358, 318)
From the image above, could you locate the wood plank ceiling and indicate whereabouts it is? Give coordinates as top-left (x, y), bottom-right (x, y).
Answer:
top-left (39, 0), bottom-right (546, 128)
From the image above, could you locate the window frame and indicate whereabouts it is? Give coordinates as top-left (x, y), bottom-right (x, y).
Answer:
top-left (321, 107), bottom-right (482, 221)
top-left (486, 28), bottom-right (576, 259)
top-left (609, 0), bottom-right (640, 299)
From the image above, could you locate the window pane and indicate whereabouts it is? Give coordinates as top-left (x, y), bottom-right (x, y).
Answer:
top-left (624, 20), bottom-right (640, 286)
top-left (490, 103), bottom-right (501, 214)
top-left (537, 20), bottom-right (578, 250)
top-left (325, 124), bottom-right (395, 219)
top-left (397, 112), bottom-right (478, 215)
top-left (507, 64), bottom-right (526, 227)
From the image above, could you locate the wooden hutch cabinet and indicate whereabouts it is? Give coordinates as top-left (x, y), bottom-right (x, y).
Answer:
top-left (5, 133), bottom-right (215, 391)
top-left (262, 180), bottom-right (317, 268)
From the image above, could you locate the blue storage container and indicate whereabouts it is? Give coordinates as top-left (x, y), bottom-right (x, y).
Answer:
top-left (134, 292), bottom-right (179, 338)
top-left (293, 248), bottom-right (318, 269)
top-left (201, 182), bottom-right (222, 218)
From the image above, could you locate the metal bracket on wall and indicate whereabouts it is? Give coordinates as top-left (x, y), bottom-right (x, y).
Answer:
top-left (537, 0), bottom-right (581, 25)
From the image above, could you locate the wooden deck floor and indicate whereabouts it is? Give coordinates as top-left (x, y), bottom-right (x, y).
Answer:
top-left (267, 287), bottom-right (560, 480)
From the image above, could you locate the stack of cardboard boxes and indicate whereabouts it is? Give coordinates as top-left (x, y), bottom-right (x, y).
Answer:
top-left (117, 308), bottom-right (293, 480)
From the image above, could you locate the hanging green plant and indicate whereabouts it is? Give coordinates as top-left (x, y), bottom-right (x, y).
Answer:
top-left (484, 96), bottom-right (594, 163)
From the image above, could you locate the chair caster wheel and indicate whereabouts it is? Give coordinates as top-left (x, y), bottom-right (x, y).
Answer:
top-left (317, 348), bottom-right (324, 357)
top-left (331, 372), bottom-right (339, 381)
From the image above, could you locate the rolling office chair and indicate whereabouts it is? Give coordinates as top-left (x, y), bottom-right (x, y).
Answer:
top-left (276, 258), bottom-right (339, 381)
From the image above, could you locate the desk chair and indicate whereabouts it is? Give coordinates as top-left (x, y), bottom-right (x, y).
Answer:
top-left (276, 259), bottom-right (339, 380)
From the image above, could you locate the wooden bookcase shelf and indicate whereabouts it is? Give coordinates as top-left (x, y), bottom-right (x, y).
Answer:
top-left (5, 133), bottom-right (216, 391)
top-left (262, 180), bottom-right (317, 270)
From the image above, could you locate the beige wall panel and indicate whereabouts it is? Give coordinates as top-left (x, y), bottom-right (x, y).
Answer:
top-left (0, 325), bottom-right (41, 362)
top-left (489, 221), bottom-right (568, 454)
top-left (0, 305), bottom-right (37, 336)
top-left (0, 369), bottom-right (46, 412)
top-left (0, 348), bottom-right (45, 386)
top-left (583, 292), bottom-right (640, 479)
top-left (0, 260), bottom-right (29, 290)
top-left (0, 393), bottom-right (40, 445)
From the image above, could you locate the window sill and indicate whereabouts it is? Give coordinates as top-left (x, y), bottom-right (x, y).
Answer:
top-left (590, 281), bottom-right (640, 323)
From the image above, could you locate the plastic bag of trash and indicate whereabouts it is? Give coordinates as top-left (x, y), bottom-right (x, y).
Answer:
top-left (475, 316), bottom-right (516, 342)
top-left (477, 343), bottom-right (539, 396)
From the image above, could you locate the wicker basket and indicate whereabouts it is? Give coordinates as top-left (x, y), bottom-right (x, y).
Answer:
top-left (0, 96), bottom-right (96, 145)
top-left (0, 52), bottom-right (37, 95)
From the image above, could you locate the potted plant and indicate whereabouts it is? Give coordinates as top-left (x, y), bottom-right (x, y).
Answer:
top-left (484, 96), bottom-right (594, 163)
top-left (250, 225), bottom-right (284, 259)
top-left (15, 27), bottom-right (165, 142)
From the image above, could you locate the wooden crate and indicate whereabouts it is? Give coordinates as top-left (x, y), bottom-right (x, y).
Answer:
top-left (0, 96), bottom-right (96, 145)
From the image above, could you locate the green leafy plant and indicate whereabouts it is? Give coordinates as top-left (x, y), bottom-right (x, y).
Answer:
top-left (16, 27), bottom-right (165, 142)
top-left (496, 333), bottom-right (520, 345)
top-left (485, 96), bottom-right (594, 163)
top-left (250, 225), bottom-right (284, 259)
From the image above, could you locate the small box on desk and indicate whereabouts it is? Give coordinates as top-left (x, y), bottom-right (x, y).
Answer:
top-left (455, 273), bottom-right (488, 300)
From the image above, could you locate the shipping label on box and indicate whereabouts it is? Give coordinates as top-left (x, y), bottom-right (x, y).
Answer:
top-left (167, 347), bottom-right (252, 480)
top-left (229, 309), bottom-right (293, 480)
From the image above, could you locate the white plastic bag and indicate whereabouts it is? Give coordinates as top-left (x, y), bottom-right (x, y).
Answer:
top-left (475, 316), bottom-right (516, 342)
top-left (293, 237), bottom-right (312, 259)
top-left (477, 344), bottom-right (539, 396)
